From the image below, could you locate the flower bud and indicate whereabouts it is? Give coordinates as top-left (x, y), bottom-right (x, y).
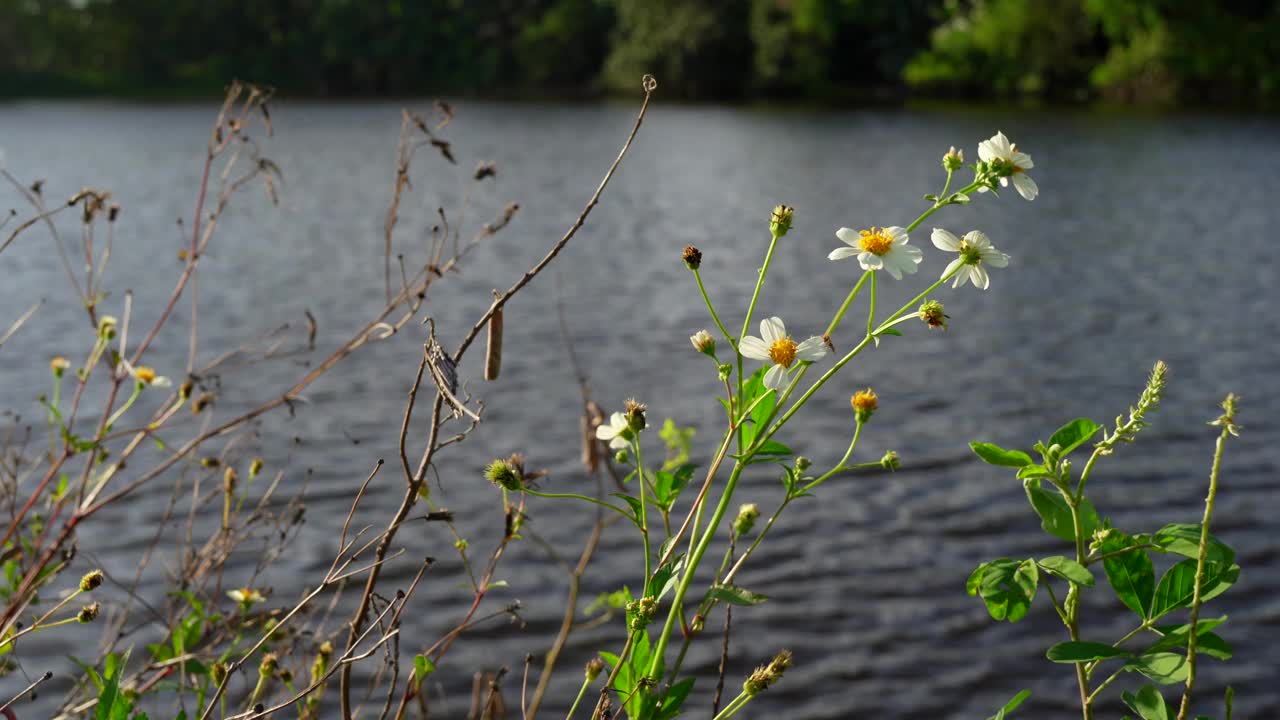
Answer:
top-left (77, 602), bottom-right (100, 623)
top-left (614, 449), bottom-right (629, 464)
top-left (585, 657), bottom-right (605, 682)
top-left (919, 299), bottom-right (948, 330)
top-left (97, 315), bottom-right (117, 339)
top-left (249, 457), bottom-right (264, 479)
top-left (690, 330), bottom-right (716, 356)
top-left (880, 450), bottom-right (900, 471)
top-left (769, 205), bottom-right (794, 237)
top-left (80, 569), bottom-right (104, 592)
top-left (943, 146), bottom-right (964, 172)
top-left (794, 456), bottom-right (811, 471)
top-left (50, 356), bottom-right (70, 377)
top-left (743, 649), bottom-right (791, 697)
top-left (259, 652), bottom-right (278, 677)
top-left (626, 596), bottom-right (658, 631)
top-left (733, 503), bottom-right (760, 536)
top-left (682, 245), bottom-right (702, 271)
top-left (212, 662), bottom-right (228, 686)
top-left (624, 398), bottom-right (647, 433)
top-left (717, 363), bottom-right (733, 381)
top-left (223, 466), bottom-right (239, 494)
top-left (851, 388), bottom-right (878, 424)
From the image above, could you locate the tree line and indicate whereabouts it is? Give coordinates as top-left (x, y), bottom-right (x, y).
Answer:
top-left (2, 0), bottom-right (1277, 105)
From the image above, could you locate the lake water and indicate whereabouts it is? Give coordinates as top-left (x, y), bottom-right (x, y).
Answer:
top-left (1, 99), bottom-right (1277, 718)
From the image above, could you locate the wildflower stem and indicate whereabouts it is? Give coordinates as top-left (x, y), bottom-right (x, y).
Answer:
top-left (939, 168), bottom-right (955, 199)
top-left (824, 270), bottom-right (871, 336)
top-left (632, 438), bottom-right (652, 583)
top-left (903, 181), bottom-right (981, 233)
top-left (801, 420), bottom-right (863, 494)
top-left (1176, 396), bottom-right (1237, 720)
top-left (710, 690), bottom-right (751, 720)
top-left (737, 232), bottom-right (782, 450)
top-left (565, 676), bottom-right (592, 720)
top-left (521, 489), bottom-right (633, 520)
top-left (866, 270), bottom-right (877, 338)
top-left (694, 268), bottom-right (735, 349)
top-left (646, 462), bottom-right (746, 682)
top-left (103, 381), bottom-right (143, 431)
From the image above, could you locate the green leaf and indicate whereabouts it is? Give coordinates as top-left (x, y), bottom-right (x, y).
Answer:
top-left (1152, 524), bottom-right (1235, 566)
top-left (986, 689), bottom-right (1031, 720)
top-left (1121, 684), bottom-right (1172, 720)
top-left (967, 563), bottom-right (989, 597)
top-left (741, 368), bottom-right (775, 448)
top-left (1016, 465), bottom-right (1055, 480)
top-left (653, 463), bottom-right (697, 507)
top-left (1148, 618), bottom-right (1233, 660)
top-left (877, 327), bottom-right (902, 337)
top-left (971, 442), bottom-right (1033, 467)
top-left (611, 494), bottom-right (643, 525)
top-left (1102, 532), bottom-right (1156, 619)
top-left (656, 677), bottom-right (696, 720)
top-left (1024, 479), bottom-right (1098, 542)
top-left (1150, 560), bottom-right (1239, 618)
top-left (1048, 418), bottom-right (1102, 457)
top-left (1126, 652), bottom-right (1189, 685)
top-left (705, 584), bottom-right (768, 606)
top-left (974, 558), bottom-right (1038, 622)
top-left (413, 654), bottom-right (435, 684)
top-left (1038, 556), bottom-right (1095, 587)
top-left (1046, 641), bottom-right (1132, 663)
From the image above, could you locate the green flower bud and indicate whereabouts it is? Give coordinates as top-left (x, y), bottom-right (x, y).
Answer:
top-left (794, 456), bottom-right (812, 471)
top-left (585, 657), bottom-right (605, 682)
top-left (769, 205), bottom-right (794, 237)
top-left (880, 450), bottom-right (901, 471)
top-left (919, 299), bottom-right (948, 330)
top-left (942, 146), bottom-right (964, 172)
top-left (733, 503), bottom-right (760, 536)
top-left (484, 457), bottom-right (523, 492)
top-left (624, 399), bottom-right (647, 433)
top-left (690, 330), bottom-right (716, 356)
top-left (80, 569), bottom-right (105, 592)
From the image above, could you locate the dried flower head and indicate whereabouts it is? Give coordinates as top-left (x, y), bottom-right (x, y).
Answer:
top-left (919, 299), bottom-right (948, 330)
top-left (259, 652), bottom-right (279, 677)
top-left (624, 398), bottom-right (647, 432)
top-left (682, 245), bottom-right (702, 271)
top-left (78, 602), bottom-right (100, 623)
top-left (80, 569), bottom-right (105, 592)
top-left (192, 392), bottom-right (214, 414)
top-left (743, 649), bottom-right (793, 696)
top-left (851, 388), bottom-right (878, 423)
top-left (249, 457), bottom-right (264, 478)
top-left (585, 657), bottom-right (606, 682)
top-left (223, 466), bottom-right (239, 493)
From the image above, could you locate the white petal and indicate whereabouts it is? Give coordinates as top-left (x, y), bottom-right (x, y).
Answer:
top-left (978, 140), bottom-right (997, 163)
top-left (739, 336), bottom-right (772, 360)
top-left (982, 248), bottom-right (1009, 268)
top-left (963, 230), bottom-right (990, 249)
top-left (857, 252), bottom-right (884, 271)
top-left (596, 425), bottom-right (618, 440)
top-left (942, 256), bottom-right (965, 281)
top-left (835, 227), bottom-right (860, 246)
top-left (999, 177), bottom-right (1010, 187)
top-left (828, 246), bottom-right (860, 261)
top-left (151, 376), bottom-right (173, 388)
top-left (1012, 151), bottom-right (1034, 169)
top-left (931, 228), bottom-right (961, 251)
top-left (990, 131), bottom-right (1012, 157)
top-left (763, 364), bottom-right (788, 391)
top-left (760, 317), bottom-right (785, 344)
top-left (972, 263), bottom-right (990, 290)
top-left (609, 436), bottom-right (630, 450)
top-left (885, 226), bottom-right (908, 244)
top-left (1012, 173), bottom-right (1038, 201)
top-left (795, 337), bottom-right (827, 362)
top-left (951, 267), bottom-right (971, 289)
top-left (882, 258), bottom-right (904, 280)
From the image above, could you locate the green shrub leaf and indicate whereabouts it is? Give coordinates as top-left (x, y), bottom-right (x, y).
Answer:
top-left (1038, 556), bottom-right (1095, 587)
top-left (1102, 532), bottom-right (1155, 619)
top-left (970, 442), bottom-right (1033, 467)
top-left (1048, 418), bottom-right (1102, 457)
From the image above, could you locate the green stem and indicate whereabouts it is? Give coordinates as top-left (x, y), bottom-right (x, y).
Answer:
top-left (1176, 405), bottom-right (1234, 720)
top-left (646, 463), bottom-right (745, 681)
top-left (824, 271), bottom-right (871, 337)
top-left (866, 270), bottom-right (877, 338)
top-left (633, 438), bottom-right (652, 583)
top-left (522, 489), bottom-right (632, 520)
top-left (694, 268), bottom-right (735, 349)
top-left (711, 691), bottom-right (751, 720)
top-left (801, 420), bottom-right (863, 494)
top-left (737, 232), bottom-right (782, 452)
top-left (104, 381), bottom-right (143, 431)
top-left (565, 675), bottom-right (592, 720)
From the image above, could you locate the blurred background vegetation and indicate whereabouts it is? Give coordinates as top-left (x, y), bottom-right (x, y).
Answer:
top-left (2, 0), bottom-right (1277, 105)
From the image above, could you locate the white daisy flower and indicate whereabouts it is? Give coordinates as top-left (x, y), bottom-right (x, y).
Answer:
top-left (931, 229), bottom-right (1009, 290)
top-left (595, 412), bottom-right (632, 450)
top-left (739, 316), bottom-right (827, 391)
top-left (829, 226), bottom-right (923, 280)
top-left (978, 131), bottom-right (1037, 201)
top-left (123, 360), bottom-right (172, 388)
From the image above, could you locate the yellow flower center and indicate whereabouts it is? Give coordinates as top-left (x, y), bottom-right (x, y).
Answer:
top-left (768, 337), bottom-right (798, 368)
top-left (135, 367), bottom-right (156, 384)
top-left (858, 228), bottom-right (894, 256)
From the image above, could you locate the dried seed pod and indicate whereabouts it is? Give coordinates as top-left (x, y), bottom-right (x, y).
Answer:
top-left (484, 304), bottom-right (503, 381)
